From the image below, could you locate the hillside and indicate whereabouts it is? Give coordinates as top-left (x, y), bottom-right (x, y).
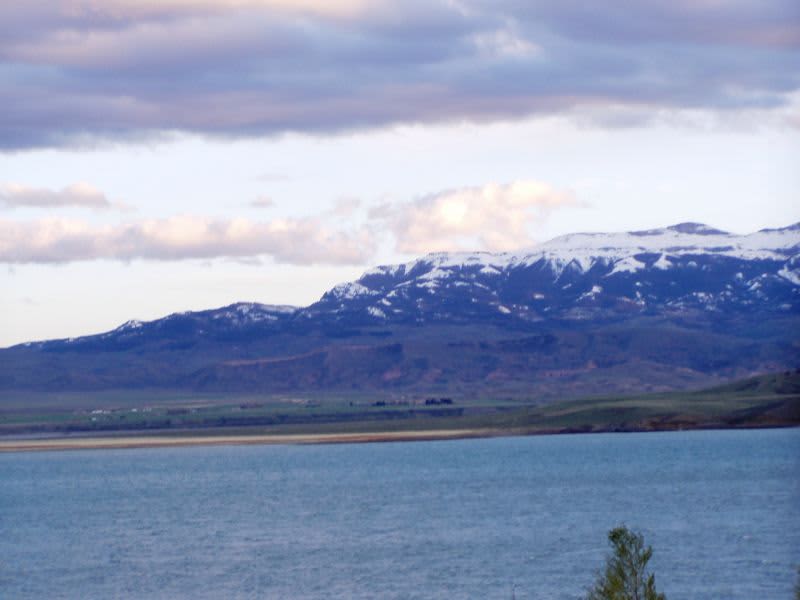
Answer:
top-left (2, 370), bottom-right (797, 440)
top-left (1, 222), bottom-right (797, 400)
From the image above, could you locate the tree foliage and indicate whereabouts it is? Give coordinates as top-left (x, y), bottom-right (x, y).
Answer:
top-left (794, 565), bottom-right (800, 600)
top-left (587, 526), bottom-right (666, 600)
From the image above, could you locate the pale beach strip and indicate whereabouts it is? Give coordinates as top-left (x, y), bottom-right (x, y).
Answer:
top-left (0, 428), bottom-right (501, 453)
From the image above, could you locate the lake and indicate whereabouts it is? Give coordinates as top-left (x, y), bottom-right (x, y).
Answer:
top-left (1, 428), bottom-right (798, 599)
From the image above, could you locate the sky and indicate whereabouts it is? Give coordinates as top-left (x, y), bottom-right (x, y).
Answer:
top-left (1, 0), bottom-right (799, 347)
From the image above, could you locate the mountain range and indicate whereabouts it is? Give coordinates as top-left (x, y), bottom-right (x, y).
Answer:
top-left (2, 222), bottom-right (798, 401)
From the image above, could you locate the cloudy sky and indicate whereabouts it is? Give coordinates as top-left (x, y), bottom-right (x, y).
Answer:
top-left (2, 0), bottom-right (799, 346)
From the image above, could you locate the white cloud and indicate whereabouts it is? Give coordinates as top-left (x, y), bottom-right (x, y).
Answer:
top-left (0, 182), bottom-right (117, 210)
top-left (371, 180), bottom-right (576, 253)
top-left (0, 215), bottom-right (375, 265)
top-left (0, 181), bottom-right (577, 264)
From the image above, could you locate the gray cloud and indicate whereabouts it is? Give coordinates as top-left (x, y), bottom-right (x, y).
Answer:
top-left (0, 215), bottom-right (375, 265)
top-left (1, 0), bottom-right (799, 150)
top-left (499, 1), bottom-right (800, 48)
top-left (0, 182), bottom-right (115, 210)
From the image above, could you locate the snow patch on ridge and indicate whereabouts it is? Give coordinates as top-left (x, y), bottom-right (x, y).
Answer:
top-left (778, 266), bottom-right (800, 286)
top-left (330, 282), bottom-right (377, 300)
top-left (609, 256), bottom-right (646, 275)
top-left (364, 223), bottom-right (800, 286)
top-left (579, 285), bottom-right (603, 301)
top-left (367, 306), bottom-right (386, 319)
top-left (653, 254), bottom-right (672, 270)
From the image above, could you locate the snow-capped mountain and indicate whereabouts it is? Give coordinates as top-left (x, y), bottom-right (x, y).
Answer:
top-left (114, 303), bottom-right (297, 334)
top-left (15, 223), bottom-right (800, 351)
top-left (2, 223), bottom-right (797, 397)
top-left (308, 223), bottom-right (800, 324)
top-left (19, 302), bottom-right (298, 351)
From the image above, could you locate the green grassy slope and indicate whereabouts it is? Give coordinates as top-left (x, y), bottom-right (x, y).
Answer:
top-left (1, 371), bottom-right (797, 438)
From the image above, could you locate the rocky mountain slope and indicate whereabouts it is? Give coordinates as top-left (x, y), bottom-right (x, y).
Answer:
top-left (2, 223), bottom-right (798, 399)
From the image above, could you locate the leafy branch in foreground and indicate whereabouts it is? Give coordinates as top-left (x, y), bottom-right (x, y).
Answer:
top-left (587, 526), bottom-right (666, 600)
top-left (794, 565), bottom-right (800, 600)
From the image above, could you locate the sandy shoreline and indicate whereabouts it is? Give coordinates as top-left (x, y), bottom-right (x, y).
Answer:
top-left (0, 428), bottom-right (500, 453)
top-left (2, 422), bottom-right (793, 453)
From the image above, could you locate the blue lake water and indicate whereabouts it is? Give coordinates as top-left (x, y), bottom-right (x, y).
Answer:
top-left (1, 428), bottom-right (799, 599)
